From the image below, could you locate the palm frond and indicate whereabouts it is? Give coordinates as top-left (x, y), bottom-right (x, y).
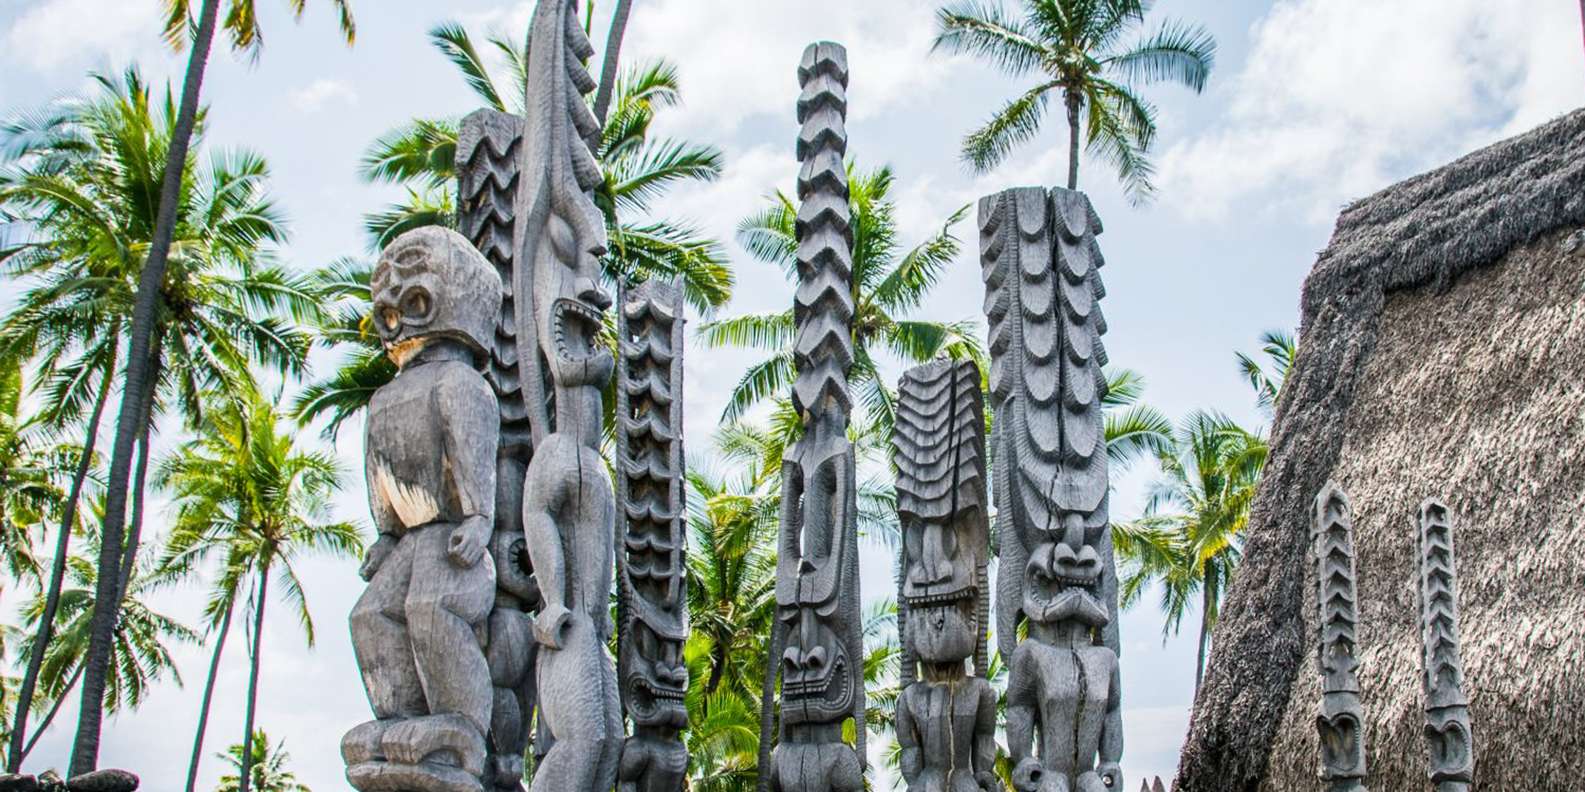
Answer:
top-left (961, 80), bottom-right (1059, 173)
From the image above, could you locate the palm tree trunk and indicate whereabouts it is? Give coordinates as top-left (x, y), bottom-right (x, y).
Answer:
top-left (183, 600), bottom-right (235, 792)
top-left (592, 0), bottom-right (635, 125)
top-left (1065, 89), bottom-right (1082, 191)
top-left (1194, 572), bottom-right (1212, 696)
top-left (70, 0), bottom-right (222, 775)
top-left (237, 563), bottom-right (270, 792)
top-left (115, 376), bottom-right (157, 601)
top-left (18, 661), bottom-right (86, 764)
top-left (7, 345), bottom-right (117, 772)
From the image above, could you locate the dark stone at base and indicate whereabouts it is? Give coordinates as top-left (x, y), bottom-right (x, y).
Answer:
top-left (0, 773), bottom-right (41, 792)
top-left (66, 770), bottom-right (138, 792)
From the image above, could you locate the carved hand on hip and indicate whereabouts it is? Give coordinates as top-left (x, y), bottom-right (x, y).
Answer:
top-left (359, 535), bottom-right (397, 582)
top-left (448, 515), bottom-right (491, 568)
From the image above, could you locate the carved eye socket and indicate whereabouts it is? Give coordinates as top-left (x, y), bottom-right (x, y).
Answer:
top-left (402, 289), bottom-right (432, 320)
top-left (379, 306), bottom-right (402, 332)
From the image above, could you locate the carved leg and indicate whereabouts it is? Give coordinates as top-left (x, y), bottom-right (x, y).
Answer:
top-left (406, 524), bottom-right (497, 737)
top-left (349, 533), bottom-right (423, 721)
top-left (530, 614), bottom-right (622, 792)
top-left (487, 606), bottom-right (535, 790)
top-left (1074, 772), bottom-right (1106, 792)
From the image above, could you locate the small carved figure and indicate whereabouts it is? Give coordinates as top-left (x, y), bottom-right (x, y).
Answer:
top-left (344, 226), bottom-right (504, 792)
top-left (1313, 482), bottom-right (1368, 792)
top-left (615, 278), bottom-right (690, 792)
top-left (892, 359), bottom-right (999, 792)
top-left (758, 41), bottom-right (866, 792)
top-left (511, 0), bottom-right (623, 790)
top-left (1417, 499), bottom-right (1473, 792)
top-left (980, 186), bottom-right (1122, 792)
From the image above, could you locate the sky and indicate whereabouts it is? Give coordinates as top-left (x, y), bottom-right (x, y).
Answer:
top-left (0, 0), bottom-right (1581, 788)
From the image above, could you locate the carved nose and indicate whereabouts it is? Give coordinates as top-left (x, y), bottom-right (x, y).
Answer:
top-left (1048, 542), bottom-right (1100, 581)
top-left (575, 277), bottom-right (612, 311)
top-left (656, 660), bottom-right (687, 687)
top-left (908, 523), bottom-right (954, 585)
top-left (783, 645), bottom-right (826, 683)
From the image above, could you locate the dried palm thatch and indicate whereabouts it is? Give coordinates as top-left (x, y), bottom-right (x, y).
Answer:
top-left (1175, 106), bottom-right (1585, 792)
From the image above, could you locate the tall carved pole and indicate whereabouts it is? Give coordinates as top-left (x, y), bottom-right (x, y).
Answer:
top-left (458, 106), bottom-right (543, 792)
top-left (758, 40), bottom-right (866, 792)
top-left (615, 278), bottom-right (691, 791)
top-left (981, 186), bottom-right (1123, 792)
top-left (512, 0), bottom-right (623, 789)
top-left (892, 358), bottom-right (998, 792)
top-left (1417, 499), bottom-right (1474, 792)
top-left (1314, 482), bottom-right (1369, 792)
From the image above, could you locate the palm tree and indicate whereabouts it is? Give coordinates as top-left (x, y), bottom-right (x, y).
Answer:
top-left (699, 164), bottom-right (982, 439)
top-left (0, 68), bottom-right (316, 771)
top-left (358, 22), bottom-right (730, 309)
top-left (11, 537), bottom-right (197, 767)
top-left (71, 2), bottom-right (353, 771)
top-left (214, 730), bottom-right (311, 792)
top-left (932, 0), bottom-right (1216, 203)
top-left (1114, 410), bottom-right (1267, 693)
top-left (157, 387), bottom-right (363, 792)
top-left (1236, 329), bottom-right (1296, 417)
top-left (298, 20), bottom-right (732, 433)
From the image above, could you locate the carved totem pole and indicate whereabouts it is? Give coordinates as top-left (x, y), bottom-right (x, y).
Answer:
top-left (615, 278), bottom-right (691, 792)
top-left (344, 226), bottom-right (504, 792)
top-left (1416, 499), bottom-right (1473, 792)
top-left (892, 358), bottom-right (999, 792)
top-left (511, 0), bottom-right (623, 789)
top-left (757, 40), bottom-right (867, 792)
top-left (980, 186), bottom-right (1123, 792)
top-left (458, 106), bottom-right (544, 792)
top-left (1314, 482), bottom-right (1368, 792)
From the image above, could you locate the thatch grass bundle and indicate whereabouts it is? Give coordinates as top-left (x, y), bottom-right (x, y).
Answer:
top-left (1175, 107), bottom-right (1585, 792)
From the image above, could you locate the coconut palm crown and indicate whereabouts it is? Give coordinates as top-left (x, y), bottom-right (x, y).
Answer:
top-left (933, 0), bottom-right (1216, 203)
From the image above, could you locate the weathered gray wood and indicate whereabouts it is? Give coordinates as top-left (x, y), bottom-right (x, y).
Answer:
top-left (758, 41), bottom-right (866, 792)
top-left (615, 278), bottom-right (690, 792)
top-left (1313, 482), bottom-right (1369, 792)
top-left (509, 1), bottom-right (623, 791)
top-left (893, 358), bottom-right (998, 792)
top-left (344, 226), bottom-right (506, 792)
top-left (1416, 499), bottom-right (1473, 792)
top-left (980, 186), bottom-right (1122, 792)
top-left (458, 106), bottom-right (543, 792)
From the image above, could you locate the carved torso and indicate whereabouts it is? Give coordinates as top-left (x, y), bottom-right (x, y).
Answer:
top-left (366, 359), bottom-right (498, 533)
top-left (897, 677), bottom-right (995, 792)
top-left (1010, 639), bottom-right (1116, 778)
top-left (525, 432), bottom-right (614, 628)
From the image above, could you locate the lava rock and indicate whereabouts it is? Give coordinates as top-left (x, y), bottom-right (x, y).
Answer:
top-left (64, 770), bottom-right (138, 792)
top-left (0, 773), bottom-right (41, 792)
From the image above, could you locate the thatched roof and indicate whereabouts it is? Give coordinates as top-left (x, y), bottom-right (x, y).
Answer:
top-left (1174, 106), bottom-right (1585, 792)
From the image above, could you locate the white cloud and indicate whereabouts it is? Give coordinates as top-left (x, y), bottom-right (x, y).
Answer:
top-left (289, 78), bottom-right (358, 112)
top-left (1157, 0), bottom-right (1585, 222)
top-left (624, 0), bottom-right (955, 138)
top-left (4, 0), bottom-right (162, 73)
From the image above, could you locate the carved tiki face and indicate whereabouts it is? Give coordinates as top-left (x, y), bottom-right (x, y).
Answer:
top-left (1022, 515), bottom-right (1110, 628)
top-left (622, 610), bottom-right (688, 730)
top-left (530, 198), bottom-right (612, 390)
top-left (371, 227), bottom-right (502, 370)
top-left (778, 606), bottom-right (856, 725)
top-left (895, 358), bottom-right (988, 665)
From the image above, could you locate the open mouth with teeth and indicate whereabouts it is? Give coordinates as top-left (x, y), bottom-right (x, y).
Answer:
top-left (627, 676), bottom-right (688, 726)
top-left (551, 297), bottom-right (605, 363)
top-left (782, 656), bottom-right (852, 724)
top-left (1026, 567), bottom-right (1108, 626)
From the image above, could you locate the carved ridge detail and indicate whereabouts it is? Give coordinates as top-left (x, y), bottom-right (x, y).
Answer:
top-left (1417, 498), bottom-right (1473, 791)
top-left (1314, 482), bottom-right (1368, 792)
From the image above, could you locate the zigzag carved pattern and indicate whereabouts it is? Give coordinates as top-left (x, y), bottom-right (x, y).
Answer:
top-left (790, 42), bottom-right (855, 422)
top-left (1417, 499), bottom-right (1467, 708)
top-left (893, 358), bottom-right (986, 521)
top-left (617, 279), bottom-right (687, 613)
top-left (1314, 482), bottom-right (1363, 688)
top-left (457, 109), bottom-right (531, 439)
